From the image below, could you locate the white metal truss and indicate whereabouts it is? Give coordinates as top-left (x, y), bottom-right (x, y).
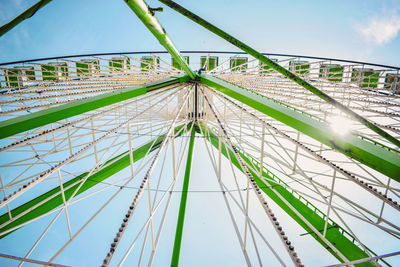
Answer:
top-left (0, 52), bottom-right (399, 266)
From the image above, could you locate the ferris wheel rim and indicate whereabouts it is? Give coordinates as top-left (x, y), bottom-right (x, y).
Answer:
top-left (1, 50), bottom-right (399, 70)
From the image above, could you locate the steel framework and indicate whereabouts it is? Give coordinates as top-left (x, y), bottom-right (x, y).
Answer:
top-left (0, 0), bottom-right (399, 266)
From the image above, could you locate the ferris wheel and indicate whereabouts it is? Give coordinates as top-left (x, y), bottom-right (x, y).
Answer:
top-left (0, 0), bottom-right (399, 266)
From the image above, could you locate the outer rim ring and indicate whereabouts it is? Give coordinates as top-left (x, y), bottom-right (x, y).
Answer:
top-left (1, 50), bottom-right (399, 70)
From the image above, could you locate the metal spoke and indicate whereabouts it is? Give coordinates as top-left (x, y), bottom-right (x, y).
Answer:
top-left (1, 48), bottom-right (399, 267)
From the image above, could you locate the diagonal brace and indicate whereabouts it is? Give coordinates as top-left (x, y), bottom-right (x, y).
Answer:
top-left (123, 0), bottom-right (196, 80)
top-left (159, 0), bottom-right (400, 148)
top-left (199, 74), bottom-right (400, 180)
top-left (0, 0), bottom-right (53, 37)
top-left (198, 123), bottom-right (374, 266)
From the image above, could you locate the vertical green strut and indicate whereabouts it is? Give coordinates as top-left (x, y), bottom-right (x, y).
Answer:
top-left (171, 127), bottom-right (196, 266)
top-left (159, 0), bottom-right (400, 148)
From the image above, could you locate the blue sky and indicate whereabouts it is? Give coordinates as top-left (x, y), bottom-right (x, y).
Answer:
top-left (1, 1), bottom-right (400, 266)
top-left (0, 0), bottom-right (400, 65)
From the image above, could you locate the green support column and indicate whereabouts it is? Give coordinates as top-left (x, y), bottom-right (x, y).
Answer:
top-left (0, 125), bottom-right (186, 238)
top-left (171, 127), bottom-right (195, 266)
top-left (123, 0), bottom-right (196, 80)
top-left (159, 0), bottom-right (400, 148)
top-left (0, 75), bottom-right (189, 139)
top-left (199, 124), bottom-right (374, 266)
top-left (199, 74), bottom-right (400, 180)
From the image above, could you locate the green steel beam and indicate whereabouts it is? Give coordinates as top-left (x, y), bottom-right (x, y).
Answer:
top-left (0, 0), bottom-right (53, 37)
top-left (198, 123), bottom-right (374, 266)
top-left (171, 126), bottom-right (195, 267)
top-left (123, 0), bottom-right (196, 80)
top-left (0, 75), bottom-right (189, 139)
top-left (159, 0), bottom-right (400, 148)
top-left (200, 74), bottom-right (400, 180)
top-left (0, 125), bottom-right (186, 238)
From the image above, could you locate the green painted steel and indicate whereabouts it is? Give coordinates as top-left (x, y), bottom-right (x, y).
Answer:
top-left (0, 0), bottom-right (53, 37)
top-left (141, 56), bottom-right (161, 72)
top-left (0, 75), bottom-right (189, 139)
top-left (76, 59), bottom-right (100, 76)
top-left (159, 0), bottom-right (400, 148)
top-left (41, 62), bottom-right (69, 81)
top-left (199, 123), bottom-right (373, 266)
top-left (199, 74), bottom-right (400, 180)
top-left (260, 58), bottom-right (278, 74)
top-left (385, 73), bottom-right (400, 93)
top-left (230, 56), bottom-right (248, 72)
top-left (4, 66), bottom-right (35, 87)
top-left (200, 56), bottom-right (218, 71)
top-left (172, 56), bottom-right (189, 70)
top-left (0, 125), bottom-right (186, 238)
top-left (288, 60), bottom-right (310, 75)
top-left (109, 57), bottom-right (131, 72)
top-left (171, 126), bottom-right (195, 267)
top-left (123, 0), bottom-right (196, 80)
top-left (319, 64), bottom-right (344, 82)
top-left (351, 68), bottom-right (380, 88)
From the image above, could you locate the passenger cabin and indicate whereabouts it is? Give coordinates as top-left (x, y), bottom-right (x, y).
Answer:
top-left (141, 56), bottom-right (160, 72)
top-left (351, 68), bottom-right (380, 88)
top-left (4, 66), bottom-right (35, 87)
top-left (259, 58), bottom-right (278, 74)
top-left (230, 57), bottom-right (248, 72)
top-left (109, 57), bottom-right (130, 72)
top-left (41, 62), bottom-right (68, 81)
top-left (76, 59), bottom-right (100, 76)
top-left (171, 56), bottom-right (189, 70)
top-left (319, 64), bottom-right (344, 82)
top-left (200, 56), bottom-right (218, 71)
top-left (289, 60), bottom-right (310, 75)
top-left (385, 73), bottom-right (400, 94)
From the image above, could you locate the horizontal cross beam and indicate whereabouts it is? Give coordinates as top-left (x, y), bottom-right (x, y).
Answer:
top-left (200, 74), bottom-right (400, 180)
top-left (0, 75), bottom-right (189, 139)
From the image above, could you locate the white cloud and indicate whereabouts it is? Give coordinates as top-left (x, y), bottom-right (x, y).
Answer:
top-left (355, 13), bottom-right (400, 45)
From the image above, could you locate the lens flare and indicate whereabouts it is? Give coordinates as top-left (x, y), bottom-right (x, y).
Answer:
top-left (328, 115), bottom-right (355, 136)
